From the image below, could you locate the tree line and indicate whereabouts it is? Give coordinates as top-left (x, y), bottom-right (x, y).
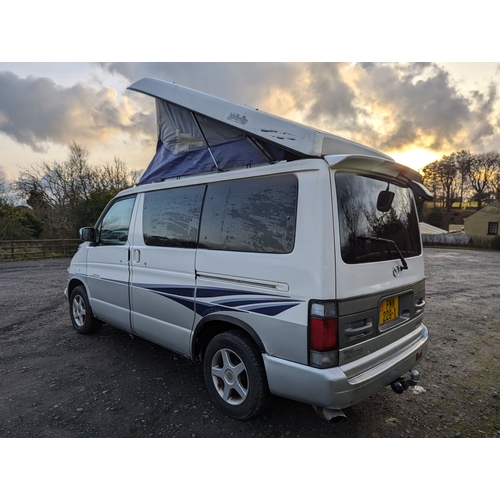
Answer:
top-left (2, 144), bottom-right (500, 242)
top-left (1, 143), bottom-right (137, 240)
top-left (421, 150), bottom-right (500, 211)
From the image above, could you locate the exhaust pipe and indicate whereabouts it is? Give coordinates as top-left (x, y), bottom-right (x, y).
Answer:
top-left (391, 379), bottom-right (405, 394)
top-left (313, 405), bottom-right (347, 423)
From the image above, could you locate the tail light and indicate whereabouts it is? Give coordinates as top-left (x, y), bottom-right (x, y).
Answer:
top-left (309, 300), bottom-right (339, 368)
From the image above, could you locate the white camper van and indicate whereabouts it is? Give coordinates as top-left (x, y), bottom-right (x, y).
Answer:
top-left (65, 78), bottom-right (431, 421)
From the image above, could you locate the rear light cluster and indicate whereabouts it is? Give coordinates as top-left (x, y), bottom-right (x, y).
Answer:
top-left (309, 300), bottom-right (339, 368)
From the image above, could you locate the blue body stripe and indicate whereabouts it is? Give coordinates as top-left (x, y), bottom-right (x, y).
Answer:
top-left (131, 283), bottom-right (303, 317)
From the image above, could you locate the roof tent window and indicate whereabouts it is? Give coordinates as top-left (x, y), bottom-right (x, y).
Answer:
top-left (157, 99), bottom-right (250, 154)
top-left (138, 100), bottom-right (286, 184)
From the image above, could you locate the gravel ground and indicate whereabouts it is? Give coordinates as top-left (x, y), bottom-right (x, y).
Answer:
top-left (0, 248), bottom-right (499, 438)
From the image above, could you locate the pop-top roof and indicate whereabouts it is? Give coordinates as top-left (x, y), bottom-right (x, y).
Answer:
top-left (128, 77), bottom-right (393, 160)
top-left (127, 78), bottom-right (400, 185)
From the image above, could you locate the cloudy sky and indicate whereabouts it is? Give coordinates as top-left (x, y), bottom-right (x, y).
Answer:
top-left (1, 61), bottom-right (500, 183)
top-left (1, 3), bottom-right (494, 486)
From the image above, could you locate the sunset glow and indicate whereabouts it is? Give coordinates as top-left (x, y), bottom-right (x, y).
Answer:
top-left (1, 62), bottom-right (500, 182)
top-left (391, 149), bottom-right (442, 173)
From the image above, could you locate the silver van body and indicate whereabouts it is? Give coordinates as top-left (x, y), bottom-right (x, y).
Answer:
top-left (65, 79), bottom-right (430, 421)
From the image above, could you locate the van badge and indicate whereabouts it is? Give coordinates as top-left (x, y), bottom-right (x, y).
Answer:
top-left (345, 347), bottom-right (363, 360)
top-left (393, 265), bottom-right (400, 277)
top-left (227, 112), bottom-right (248, 125)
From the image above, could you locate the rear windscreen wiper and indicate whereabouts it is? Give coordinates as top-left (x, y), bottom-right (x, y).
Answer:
top-left (356, 236), bottom-right (408, 270)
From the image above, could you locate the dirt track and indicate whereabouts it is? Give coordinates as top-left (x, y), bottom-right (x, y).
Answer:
top-left (0, 248), bottom-right (499, 438)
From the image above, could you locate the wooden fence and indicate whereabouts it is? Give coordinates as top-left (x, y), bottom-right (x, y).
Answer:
top-left (0, 239), bottom-right (81, 262)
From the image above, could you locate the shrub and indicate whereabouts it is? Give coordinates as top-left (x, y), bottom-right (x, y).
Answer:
top-left (491, 236), bottom-right (500, 251)
top-left (427, 207), bottom-right (444, 229)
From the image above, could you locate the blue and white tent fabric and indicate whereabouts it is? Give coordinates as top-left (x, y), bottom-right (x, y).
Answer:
top-left (134, 91), bottom-right (301, 185)
top-left (127, 78), bottom-right (397, 186)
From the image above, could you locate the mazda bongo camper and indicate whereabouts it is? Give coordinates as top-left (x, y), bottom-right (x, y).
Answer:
top-left (65, 78), bottom-right (431, 421)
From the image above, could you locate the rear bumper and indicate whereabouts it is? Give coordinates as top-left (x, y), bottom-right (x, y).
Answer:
top-left (263, 324), bottom-right (428, 409)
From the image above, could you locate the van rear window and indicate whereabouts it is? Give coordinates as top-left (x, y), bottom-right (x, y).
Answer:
top-left (335, 172), bottom-right (421, 264)
top-left (199, 174), bottom-right (298, 254)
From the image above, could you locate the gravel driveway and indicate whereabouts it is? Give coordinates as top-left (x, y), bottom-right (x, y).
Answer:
top-left (0, 248), bottom-right (499, 438)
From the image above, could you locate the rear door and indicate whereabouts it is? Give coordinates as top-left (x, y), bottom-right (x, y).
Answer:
top-left (332, 170), bottom-right (423, 298)
top-left (331, 169), bottom-right (426, 358)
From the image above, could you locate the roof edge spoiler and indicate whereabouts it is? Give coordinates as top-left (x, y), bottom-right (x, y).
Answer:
top-left (407, 179), bottom-right (433, 201)
top-left (325, 155), bottom-right (433, 201)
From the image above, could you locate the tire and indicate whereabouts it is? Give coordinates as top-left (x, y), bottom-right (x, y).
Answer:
top-left (69, 285), bottom-right (102, 335)
top-left (203, 330), bottom-right (269, 420)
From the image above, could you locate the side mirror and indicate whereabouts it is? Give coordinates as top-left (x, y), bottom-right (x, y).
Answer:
top-left (79, 227), bottom-right (97, 242)
top-left (376, 190), bottom-right (395, 212)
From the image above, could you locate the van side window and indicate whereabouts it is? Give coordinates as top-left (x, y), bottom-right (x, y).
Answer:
top-left (199, 174), bottom-right (297, 253)
top-left (143, 185), bottom-right (205, 248)
top-left (98, 196), bottom-right (136, 246)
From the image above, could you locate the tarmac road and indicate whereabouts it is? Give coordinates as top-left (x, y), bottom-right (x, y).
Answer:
top-left (0, 248), bottom-right (499, 438)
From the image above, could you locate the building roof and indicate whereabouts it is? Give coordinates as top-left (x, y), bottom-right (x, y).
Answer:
top-left (419, 222), bottom-right (448, 235)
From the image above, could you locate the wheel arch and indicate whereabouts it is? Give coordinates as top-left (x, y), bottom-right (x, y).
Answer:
top-left (67, 278), bottom-right (88, 302)
top-left (192, 314), bottom-right (266, 361)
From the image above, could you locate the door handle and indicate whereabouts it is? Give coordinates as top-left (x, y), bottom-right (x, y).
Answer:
top-left (345, 322), bottom-right (373, 338)
top-left (133, 249), bottom-right (141, 263)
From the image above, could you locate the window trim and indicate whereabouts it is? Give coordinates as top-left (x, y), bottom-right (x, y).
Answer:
top-left (487, 221), bottom-right (499, 235)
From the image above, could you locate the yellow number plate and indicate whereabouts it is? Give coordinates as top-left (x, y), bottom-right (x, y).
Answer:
top-left (380, 296), bottom-right (399, 326)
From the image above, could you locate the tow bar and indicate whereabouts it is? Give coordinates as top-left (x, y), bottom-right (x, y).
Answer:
top-left (390, 369), bottom-right (420, 394)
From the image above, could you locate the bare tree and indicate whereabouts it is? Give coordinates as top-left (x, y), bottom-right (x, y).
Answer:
top-left (16, 143), bottom-right (134, 238)
top-left (450, 150), bottom-right (473, 209)
top-left (0, 174), bottom-right (17, 205)
top-left (436, 154), bottom-right (460, 211)
top-left (422, 156), bottom-right (460, 211)
top-left (423, 151), bottom-right (500, 211)
top-left (468, 152), bottom-right (500, 209)
top-left (0, 174), bottom-right (7, 201)
top-left (95, 156), bottom-right (135, 195)
top-left (421, 161), bottom-right (441, 209)
top-left (490, 166), bottom-right (500, 203)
